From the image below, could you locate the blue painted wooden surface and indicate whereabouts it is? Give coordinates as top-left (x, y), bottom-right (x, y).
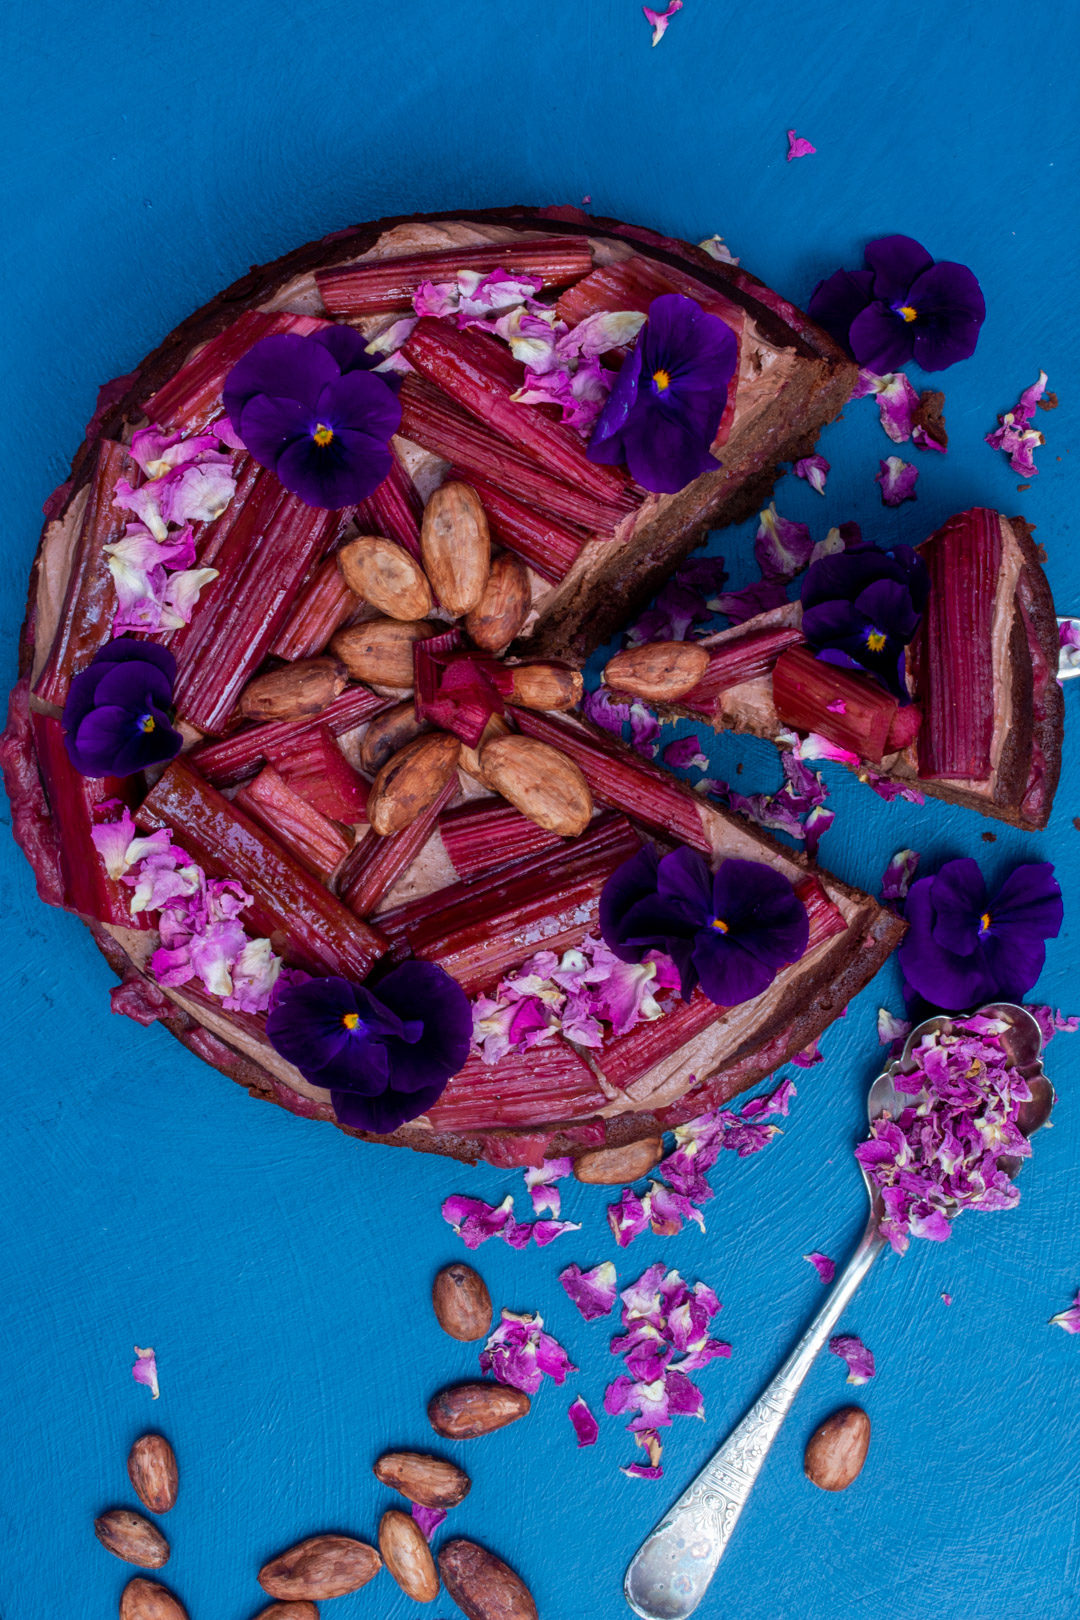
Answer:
top-left (2, 3), bottom-right (1079, 1616)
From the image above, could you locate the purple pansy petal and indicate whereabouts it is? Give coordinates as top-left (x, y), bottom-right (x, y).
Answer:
top-left (904, 261), bottom-right (986, 369)
top-left (849, 303), bottom-right (916, 373)
top-left (829, 1333), bottom-right (875, 1384)
top-left (560, 1261), bottom-right (619, 1321)
top-left (224, 333), bottom-right (341, 426)
top-left (310, 322), bottom-right (382, 373)
top-left (864, 235), bottom-right (935, 304)
top-left (132, 1346), bottom-right (159, 1399)
top-left (569, 1395), bottom-right (600, 1447)
top-left (275, 427), bottom-right (393, 510)
top-left (711, 576), bottom-right (790, 625)
top-left (807, 268), bottom-right (875, 350)
top-left (803, 1251), bottom-right (836, 1284)
top-left (238, 392), bottom-right (311, 466)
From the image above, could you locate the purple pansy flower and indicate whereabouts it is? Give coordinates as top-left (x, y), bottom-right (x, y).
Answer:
top-left (600, 846), bottom-right (809, 1008)
top-left (800, 541), bottom-right (930, 703)
top-left (587, 294), bottom-right (739, 495)
top-left (808, 234), bottom-right (985, 373)
top-left (224, 326), bottom-right (401, 509)
top-left (266, 962), bottom-right (471, 1132)
top-left (899, 859), bottom-right (1063, 1011)
top-left (61, 638), bottom-right (183, 778)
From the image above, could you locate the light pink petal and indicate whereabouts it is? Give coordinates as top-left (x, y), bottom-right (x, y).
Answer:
top-left (158, 566), bottom-right (219, 630)
top-left (156, 460), bottom-right (237, 527)
top-left (877, 1007), bottom-right (911, 1045)
top-left (132, 1346), bottom-right (159, 1399)
top-left (643, 0), bottom-right (682, 45)
top-left (413, 279), bottom-right (460, 318)
top-left (876, 456), bottom-right (919, 506)
top-left (221, 937), bottom-right (281, 1014)
top-left (90, 807), bottom-right (138, 880)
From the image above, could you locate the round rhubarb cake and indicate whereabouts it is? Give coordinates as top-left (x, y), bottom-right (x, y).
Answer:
top-left (11, 202), bottom-right (1052, 1172)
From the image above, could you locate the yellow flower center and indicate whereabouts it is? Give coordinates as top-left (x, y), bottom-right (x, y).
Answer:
top-left (652, 368), bottom-right (671, 393)
top-left (711, 917), bottom-right (729, 934)
top-left (899, 305), bottom-right (918, 323)
top-left (312, 422), bottom-right (335, 447)
top-left (979, 911), bottom-right (992, 934)
top-left (138, 713), bottom-right (156, 733)
top-left (342, 1011), bottom-right (360, 1029)
top-left (866, 630), bottom-right (887, 652)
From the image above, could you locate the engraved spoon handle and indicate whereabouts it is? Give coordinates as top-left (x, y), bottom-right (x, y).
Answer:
top-left (624, 1211), bottom-right (886, 1620)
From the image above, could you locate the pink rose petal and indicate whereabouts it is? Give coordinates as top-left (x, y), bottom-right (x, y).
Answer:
top-left (568, 1394), bottom-right (600, 1447)
top-left (1049, 1291), bottom-right (1080, 1334)
top-left (132, 1346), bottom-right (159, 1399)
top-left (643, 0), bottom-right (682, 46)
top-left (876, 456), bottom-right (919, 506)
top-left (480, 1309), bottom-right (577, 1393)
top-left (786, 130), bottom-right (816, 160)
top-left (829, 1333), bottom-right (875, 1384)
top-left (411, 1503), bottom-right (446, 1541)
top-left (803, 1251), bottom-right (836, 1284)
top-left (560, 1260), bottom-right (619, 1322)
top-left (793, 453), bottom-right (829, 494)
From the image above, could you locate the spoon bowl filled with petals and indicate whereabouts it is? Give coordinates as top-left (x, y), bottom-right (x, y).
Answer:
top-left (624, 1002), bottom-right (1052, 1620)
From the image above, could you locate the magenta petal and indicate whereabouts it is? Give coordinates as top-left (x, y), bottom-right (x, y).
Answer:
top-left (569, 1394), bottom-right (600, 1446)
top-left (411, 1504), bottom-right (446, 1541)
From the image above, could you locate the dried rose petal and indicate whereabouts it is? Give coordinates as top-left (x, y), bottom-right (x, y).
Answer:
top-left (986, 371), bottom-right (1048, 476)
top-left (853, 370), bottom-right (921, 443)
top-left (411, 1503), bottom-right (447, 1541)
top-left (532, 1218), bottom-right (582, 1247)
top-left (755, 502), bottom-right (813, 582)
top-left (442, 1192), bottom-right (514, 1249)
top-left (786, 130), bottom-right (816, 160)
top-left (740, 1077), bottom-right (796, 1119)
top-left (1049, 1292), bottom-right (1080, 1334)
top-left (480, 1309), bottom-right (576, 1394)
top-left (793, 454), bottom-right (829, 494)
top-left (876, 456), bottom-right (919, 506)
top-left (877, 1007), bottom-right (911, 1045)
top-left (803, 1251), bottom-right (835, 1284)
top-left (941, 1292), bottom-right (953, 1306)
top-left (560, 1260), bottom-right (619, 1322)
top-left (608, 1186), bottom-right (654, 1247)
top-left (132, 1346), bottom-right (159, 1399)
top-left (828, 1334), bottom-right (875, 1383)
top-left (643, 0), bottom-right (682, 45)
top-left (524, 1155), bottom-right (573, 1217)
top-left (568, 1394), bottom-right (600, 1447)
top-left (881, 848), bottom-right (919, 903)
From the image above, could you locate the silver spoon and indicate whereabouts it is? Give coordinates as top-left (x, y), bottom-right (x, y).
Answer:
top-left (624, 1002), bottom-right (1052, 1620)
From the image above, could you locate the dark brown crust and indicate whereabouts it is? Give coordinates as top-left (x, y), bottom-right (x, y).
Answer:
top-left (6, 206), bottom-right (891, 1166)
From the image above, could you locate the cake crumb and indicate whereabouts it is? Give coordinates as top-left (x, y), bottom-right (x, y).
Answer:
top-left (1073, 817), bottom-right (1080, 832)
top-left (735, 762), bottom-right (744, 775)
top-left (981, 831), bottom-right (997, 842)
top-left (1037, 392), bottom-right (1059, 411)
top-left (1017, 483), bottom-right (1031, 492)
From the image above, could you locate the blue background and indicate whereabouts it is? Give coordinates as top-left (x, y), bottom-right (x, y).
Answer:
top-left (2, 3), bottom-right (1079, 1617)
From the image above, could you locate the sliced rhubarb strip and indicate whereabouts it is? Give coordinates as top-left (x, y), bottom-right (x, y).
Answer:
top-left (914, 508), bottom-right (1000, 780)
top-left (315, 237), bottom-right (595, 317)
top-left (170, 474), bottom-right (346, 734)
top-left (884, 701), bottom-right (923, 753)
top-left (234, 765), bottom-right (352, 883)
top-left (414, 631), bottom-right (506, 747)
top-left (426, 1041), bottom-right (608, 1132)
top-left (139, 756), bottom-right (387, 979)
top-left (30, 714), bottom-right (148, 928)
top-left (453, 474), bottom-right (586, 583)
top-left (402, 321), bottom-right (636, 507)
top-left (510, 709), bottom-right (713, 853)
top-left (595, 875), bottom-right (847, 1091)
top-left (268, 725), bottom-right (370, 822)
top-left (0, 677), bottom-right (65, 909)
top-left (353, 446), bottom-right (425, 563)
top-left (772, 646), bottom-right (900, 766)
top-left (378, 814), bottom-right (642, 996)
top-left (33, 439), bottom-right (136, 707)
top-left (398, 375), bottom-right (629, 534)
top-left (682, 625), bottom-right (806, 714)
top-left (143, 309), bottom-right (330, 432)
top-left (185, 453), bottom-right (261, 570)
top-left (339, 774), bottom-right (458, 918)
top-left (189, 685), bottom-right (391, 788)
top-left (438, 799), bottom-right (564, 881)
top-left (267, 555), bottom-right (360, 661)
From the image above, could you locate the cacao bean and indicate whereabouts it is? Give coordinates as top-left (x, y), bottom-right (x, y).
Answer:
top-left (358, 699), bottom-right (431, 775)
top-left (94, 1509), bottom-right (170, 1569)
top-left (367, 731), bottom-right (461, 837)
top-left (331, 618), bottom-right (435, 688)
top-left (127, 1434), bottom-right (178, 1516)
top-left (239, 657), bottom-right (347, 722)
top-left (380, 1508), bottom-right (440, 1603)
top-left (373, 1451), bottom-right (472, 1509)
top-left (338, 536), bottom-right (433, 621)
top-left (479, 735), bottom-right (592, 837)
top-left (438, 1538), bottom-right (537, 1620)
top-left (428, 1383), bottom-right (530, 1440)
top-left (506, 662), bottom-right (583, 712)
top-left (421, 481), bottom-right (490, 616)
top-left (432, 1262), bottom-right (492, 1342)
top-left (574, 1137), bottom-right (664, 1184)
top-left (119, 1577), bottom-right (188, 1620)
top-left (603, 641), bottom-right (710, 702)
top-left (465, 552), bottom-right (532, 653)
top-left (258, 1535), bottom-right (381, 1599)
top-left (804, 1405), bottom-right (870, 1491)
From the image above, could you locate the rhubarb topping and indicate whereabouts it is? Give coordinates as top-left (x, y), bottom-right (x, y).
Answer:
top-left (234, 765), bottom-right (353, 883)
top-left (438, 800), bottom-right (564, 882)
top-left (414, 632), bottom-right (505, 748)
top-left (33, 439), bottom-right (135, 707)
top-left (339, 774), bottom-right (458, 918)
top-left (913, 509), bottom-right (1000, 780)
top-left (681, 625), bottom-right (806, 713)
top-left (353, 447), bottom-right (426, 564)
top-left (402, 320), bottom-right (635, 506)
top-left (268, 725), bottom-right (370, 823)
top-left (268, 555), bottom-right (360, 662)
top-left (138, 756), bottom-right (387, 980)
top-left (316, 238), bottom-right (595, 317)
top-left (772, 645), bottom-right (904, 766)
top-left (189, 684), bottom-right (390, 789)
